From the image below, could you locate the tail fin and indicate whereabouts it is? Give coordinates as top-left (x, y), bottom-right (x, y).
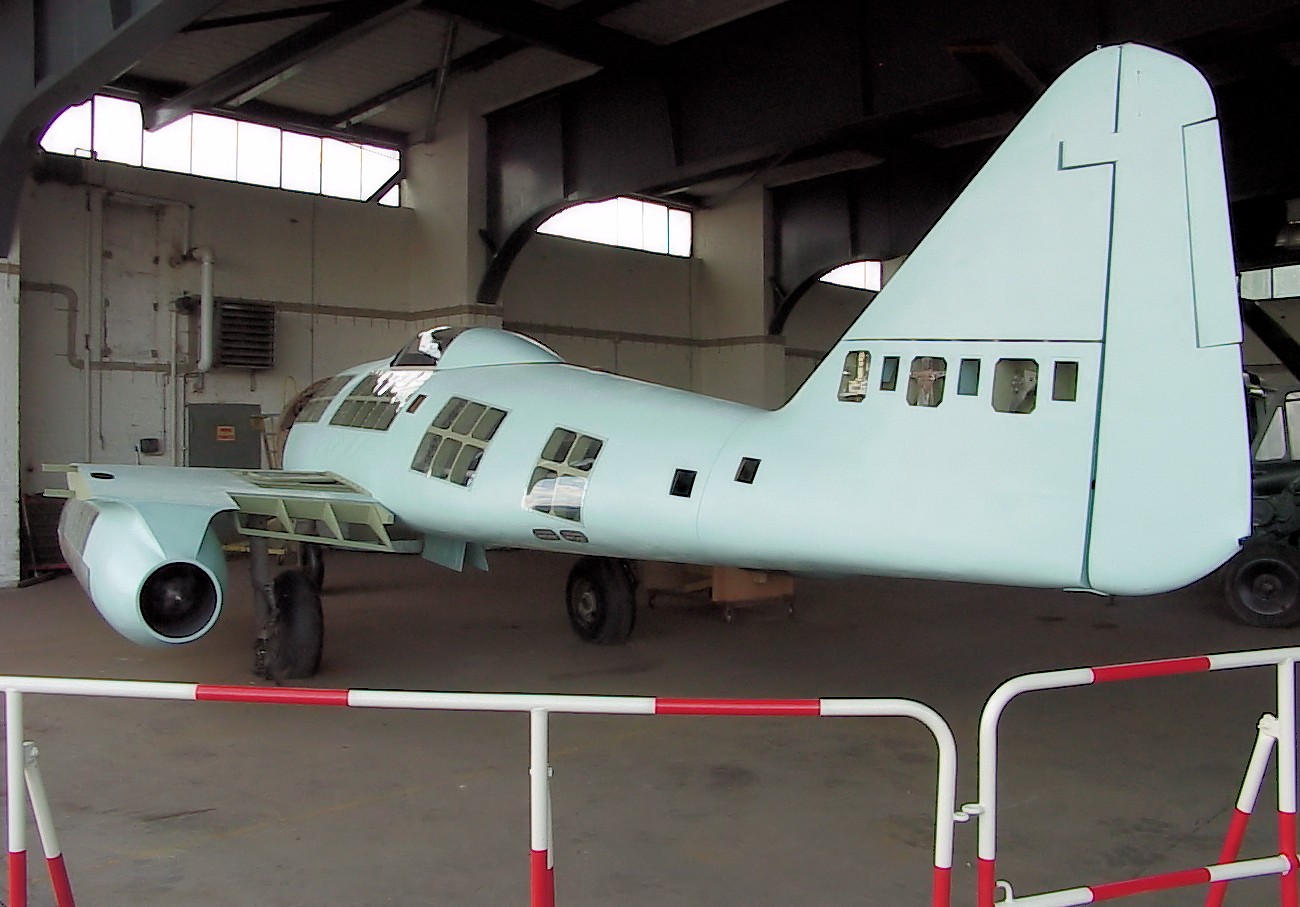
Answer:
top-left (787, 44), bottom-right (1248, 594)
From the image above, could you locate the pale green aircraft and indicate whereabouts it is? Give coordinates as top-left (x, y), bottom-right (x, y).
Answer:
top-left (51, 43), bottom-right (1250, 679)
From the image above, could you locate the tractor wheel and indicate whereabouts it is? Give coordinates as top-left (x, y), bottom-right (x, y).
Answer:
top-left (1222, 542), bottom-right (1300, 628)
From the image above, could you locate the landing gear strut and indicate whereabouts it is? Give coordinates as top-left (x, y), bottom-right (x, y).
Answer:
top-left (565, 556), bottom-right (637, 644)
top-left (249, 537), bottom-right (325, 681)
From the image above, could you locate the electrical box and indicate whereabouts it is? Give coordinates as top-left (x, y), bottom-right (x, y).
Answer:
top-left (187, 403), bottom-right (264, 468)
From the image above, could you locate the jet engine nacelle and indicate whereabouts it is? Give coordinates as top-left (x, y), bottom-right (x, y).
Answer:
top-left (57, 497), bottom-right (226, 646)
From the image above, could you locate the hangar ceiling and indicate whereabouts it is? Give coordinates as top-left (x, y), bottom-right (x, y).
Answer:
top-left (8, 0), bottom-right (1300, 310)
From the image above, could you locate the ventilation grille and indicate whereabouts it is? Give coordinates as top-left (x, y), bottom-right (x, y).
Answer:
top-left (216, 299), bottom-right (276, 369)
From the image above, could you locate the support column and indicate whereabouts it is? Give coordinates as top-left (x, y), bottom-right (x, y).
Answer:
top-left (1, 232), bottom-right (19, 587)
top-left (404, 117), bottom-right (502, 329)
top-left (689, 185), bottom-right (786, 408)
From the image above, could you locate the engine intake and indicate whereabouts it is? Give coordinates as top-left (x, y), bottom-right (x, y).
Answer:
top-left (58, 498), bottom-right (226, 646)
top-left (140, 562), bottom-right (220, 639)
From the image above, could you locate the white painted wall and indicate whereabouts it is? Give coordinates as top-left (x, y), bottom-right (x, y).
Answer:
top-left (501, 233), bottom-right (695, 389)
top-left (18, 163), bottom-right (421, 491)
top-left (782, 282), bottom-right (873, 399)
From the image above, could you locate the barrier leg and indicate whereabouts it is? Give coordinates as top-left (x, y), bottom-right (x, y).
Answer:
top-left (1278, 659), bottom-right (1298, 907)
top-left (24, 742), bottom-right (75, 907)
top-left (6, 689), bottom-right (26, 907)
top-left (529, 709), bottom-right (555, 907)
top-left (1205, 716), bottom-right (1277, 907)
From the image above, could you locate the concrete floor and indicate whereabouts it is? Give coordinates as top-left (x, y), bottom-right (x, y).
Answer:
top-left (0, 550), bottom-right (1297, 906)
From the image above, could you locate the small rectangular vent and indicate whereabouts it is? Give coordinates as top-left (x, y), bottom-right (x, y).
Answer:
top-left (216, 299), bottom-right (276, 369)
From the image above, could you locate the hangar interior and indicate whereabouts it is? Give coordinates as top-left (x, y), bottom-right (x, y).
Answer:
top-left (6, 0), bottom-right (1300, 588)
top-left (6, 4), bottom-right (1300, 906)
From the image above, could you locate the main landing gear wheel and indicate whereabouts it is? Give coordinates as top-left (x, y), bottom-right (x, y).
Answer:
top-left (566, 557), bottom-right (636, 644)
top-left (1222, 542), bottom-right (1300, 628)
top-left (258, 569), bottom-right (324, 680)
top-left (250, 538), bottom-right (325, 681)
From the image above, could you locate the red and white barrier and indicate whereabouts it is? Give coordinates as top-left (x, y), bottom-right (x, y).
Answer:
top-left (1, 679), bottom-right (958, 907)
top-left (974, 648), bottom-right (1300, 907)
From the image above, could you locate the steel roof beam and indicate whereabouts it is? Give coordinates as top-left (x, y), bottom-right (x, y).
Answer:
top-left (115, 73), bottom-right (407, 147)
top-left (335, 0), bottom-right (643, 131)
top-left (183, 2), bottom-right (348, 33)
top-left (415, 0), bottom-right (660, 71)
top-left (0, 0), bottom-right (221, 252)
top-left (332, 36), bottom-right (526, 129)
top-left (145, 0), bottom-right (420, 131)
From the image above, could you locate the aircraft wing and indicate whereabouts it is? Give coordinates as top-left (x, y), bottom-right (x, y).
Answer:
top-left (47, 464), bottom-right (407, 554)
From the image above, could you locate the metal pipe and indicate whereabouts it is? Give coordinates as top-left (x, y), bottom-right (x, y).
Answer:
top-left (1206, 715), bottom-right (1278, 907)
top-left (1277, 658), bottom-right (1298, 907)
top-left (529, 709), bottom-right (554, 907)
top-left (6, 689), bottom-right (26, 907)
top-left (189, 248), bottom-right (215, 372)
top-left (23, 743), bottom-right (75, 907)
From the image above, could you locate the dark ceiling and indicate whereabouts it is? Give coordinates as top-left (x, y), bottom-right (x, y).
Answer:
top-left (7, 0), bottom-right (1300, 311)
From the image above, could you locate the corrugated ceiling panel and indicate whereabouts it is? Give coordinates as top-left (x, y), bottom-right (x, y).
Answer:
top-left (130, 2), bottom-right (319, 86)
top-left (256, 14), bottom-right (500, 121)
top-left (600, 0), bottom-right (791, 43)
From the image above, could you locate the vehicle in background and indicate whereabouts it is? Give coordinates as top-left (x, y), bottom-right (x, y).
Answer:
top-left (1221, 301), bottom-right (1300, 626)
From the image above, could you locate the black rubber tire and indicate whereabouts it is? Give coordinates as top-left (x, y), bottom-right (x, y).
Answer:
top-left (301, 543), bottom-right (325, 592)
top-left (566, 557), bottom-right (636, 644)
top-left (261, 568), bottom-right (324, 680)
top-left (1222, 542), bottom-right (1300, 628)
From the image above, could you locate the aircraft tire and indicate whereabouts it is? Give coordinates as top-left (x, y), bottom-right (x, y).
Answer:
top-left (566, 557), bottom-right (636, 644)
top-left (302, 542), bottom-right (326, 591)
top-left (262, 568), bottom-right (325, 679)
top-left (1221, 542), bottom-right (1300, 628)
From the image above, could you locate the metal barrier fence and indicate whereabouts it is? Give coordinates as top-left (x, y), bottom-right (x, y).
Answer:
top-left (974, 648), bottom-right (1300, 907)
top-left (8, 646), bottom-right (1300, 906)
top-left (1, 679), bottom-right (959, 907)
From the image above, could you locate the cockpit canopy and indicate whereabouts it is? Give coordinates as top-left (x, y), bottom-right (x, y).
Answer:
top-left (390, 326), bottom-right (563, 370)
top-left (391, 326), bottom-right (467, 368)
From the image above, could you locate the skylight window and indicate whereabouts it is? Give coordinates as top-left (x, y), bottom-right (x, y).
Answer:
top-left (40, 95), bottom-right (401, 207)
top-left (537, 197), bottom-right (691, 257)
top-left (821, 260), bottom-right (883, 291)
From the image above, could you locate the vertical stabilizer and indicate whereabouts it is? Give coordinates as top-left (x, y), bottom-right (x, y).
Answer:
top-left (1082, 46), bottom-right (1248, 593)
top-left (781, 44), bottom-right (1248, 594)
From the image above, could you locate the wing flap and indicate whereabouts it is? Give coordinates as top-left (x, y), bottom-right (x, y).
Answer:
top-left (45, 464), bottom-right (416, 554)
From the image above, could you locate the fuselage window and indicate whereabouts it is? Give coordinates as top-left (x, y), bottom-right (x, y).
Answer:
top-left (670, 469), bottom-right (698, 497)
top-left (992, 359), bottom-right (1039, 414)
top-left (331, 369), bottom-right (433, 431)
top-left (735, 457), bottom-right (761, 484)
top-left (957, 359), bottom-right (981, 396)
top-left (880, 356), bottom-right (900, 391)
top-left (838, 351), bottom-right (870, 402)
top-left (906, 357), bottom-right (947, 407)
top-left (1052, 362), bottom-right (1079, 402)
top-left (524, 428), bottom-right (605, 522)
top-left (410, 396), bottom-right (508, 486)
top-left (295, 374), bottom-right (353, 424)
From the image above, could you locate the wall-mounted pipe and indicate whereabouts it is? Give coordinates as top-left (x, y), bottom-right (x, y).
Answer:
top-left (187, 247), bottom-right (215, 372)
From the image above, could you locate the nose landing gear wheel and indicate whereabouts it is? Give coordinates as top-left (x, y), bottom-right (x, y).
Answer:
top-left (566, 557), bottom-right (636, 644)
